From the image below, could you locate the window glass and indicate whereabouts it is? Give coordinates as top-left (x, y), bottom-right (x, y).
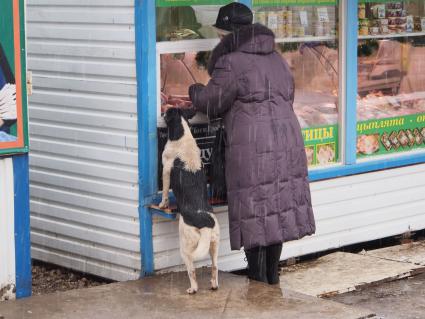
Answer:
top-left (158, 50), bottom-right (214, 189)
top-left (253, 2), bottom-right (340, 167)
top-left (357, 1), bottom-right (425, 158)
top-left (156, 2), bottom-right (233, 41)
top-left (157, 1), bottom-right (341, 172)
top-left (160, 51), bottom-right (210, 111)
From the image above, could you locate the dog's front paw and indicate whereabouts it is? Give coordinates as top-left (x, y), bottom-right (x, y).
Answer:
top-left (186, 287), bottom-right (197, 294)
top-left (158, 198), bottom-right (169, 209)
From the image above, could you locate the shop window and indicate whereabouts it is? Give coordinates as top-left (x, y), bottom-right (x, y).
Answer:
top-left (156, 0), bottom-right (342, 191)
top-left (357, 1), bottom-right (425, 159)
top-left (253, 1), bottom-right (340, 167)
top-left (156, 1), bottom-right (235, 188)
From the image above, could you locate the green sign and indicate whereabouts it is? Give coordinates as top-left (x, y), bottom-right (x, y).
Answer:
top-left (356, 113), bottom-right (425, 158)
top-left (302, 124), bottom-right (338, 166)
top-left (253, 0), bottom-right (337, 6)
top-left (156, 0), bottom-right (232, 7)
top-left (359, 0), bottom-right (394, 3)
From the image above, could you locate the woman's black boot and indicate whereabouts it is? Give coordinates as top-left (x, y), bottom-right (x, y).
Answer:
top-left (245, 246), bottom-right (267, 283)
top-left (266, 243), bottom-right (283, 285)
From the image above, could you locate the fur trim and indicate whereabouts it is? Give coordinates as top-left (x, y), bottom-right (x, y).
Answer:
top-left (208, 23), bottom-right (275, 75)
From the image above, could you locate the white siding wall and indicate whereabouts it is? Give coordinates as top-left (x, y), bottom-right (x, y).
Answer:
top-left (0, 158), bottom-right (16, 300)
top-left (27, 0), bottom-right (139, 281)
top-left (154, 163), bottom-right (425, 272)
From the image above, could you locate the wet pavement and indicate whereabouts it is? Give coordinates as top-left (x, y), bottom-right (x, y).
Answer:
top-left (330, 272), bottom-right (425, 319)
top-left (0, 269), bottom-right (374, 319)
top-left (279, 251), bottom-right (424, 297)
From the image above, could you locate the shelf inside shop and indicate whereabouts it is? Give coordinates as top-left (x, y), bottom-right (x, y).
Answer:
top-left (275, 35), bottom-right (336, 43)
top-left (156, 35), bottom-right (337, 53)
top-left (156, 38), bottom-right (219, 53)
top-left (359, 31), bottom-right (425, 40)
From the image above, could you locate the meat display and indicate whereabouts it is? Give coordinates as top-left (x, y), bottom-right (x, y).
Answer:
top-left (161, 93), bottom-right (192, 113)
top-left (357, 91), bottom-right (425, 121)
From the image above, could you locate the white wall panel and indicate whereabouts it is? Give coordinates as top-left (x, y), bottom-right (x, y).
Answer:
top-left (27, 0), bottom-right (139, 281)
top-left (153, 164), bottom-right (425, 272)
top-left (0, 158), bottom-right (16, 300)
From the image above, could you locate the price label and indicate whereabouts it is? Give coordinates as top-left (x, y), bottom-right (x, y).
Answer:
top-left (299, 11), bottom-right (308, 27)
top-left (268, 13), bottom-right (279, 30)
top-left (317, 7), bottom-right (329, 23)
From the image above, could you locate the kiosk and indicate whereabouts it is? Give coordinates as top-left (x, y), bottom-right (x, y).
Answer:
top-left (26, 0), bottom-right (425, 280)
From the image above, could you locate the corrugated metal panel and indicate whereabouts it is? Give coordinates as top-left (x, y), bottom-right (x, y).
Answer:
top-left (27, 0), bottom-right (139, 281)
top-left (153, 163), bottom-right (425, 272)
top-left (0, 158), bottom-right (16, 300)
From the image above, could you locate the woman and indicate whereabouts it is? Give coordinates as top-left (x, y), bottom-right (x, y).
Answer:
top-left (189, 3), bottom-right (315, 285)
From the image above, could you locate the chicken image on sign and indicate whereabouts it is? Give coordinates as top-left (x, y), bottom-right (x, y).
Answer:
top-left (0, 0), bottom-right (28, 155)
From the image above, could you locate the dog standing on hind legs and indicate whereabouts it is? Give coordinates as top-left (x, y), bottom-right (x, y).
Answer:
top-left (159, 107), bottom-right (220, 294)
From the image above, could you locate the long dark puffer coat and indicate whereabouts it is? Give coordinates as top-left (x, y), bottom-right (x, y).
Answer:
top-left (189, 23), bottom-right (315, 250)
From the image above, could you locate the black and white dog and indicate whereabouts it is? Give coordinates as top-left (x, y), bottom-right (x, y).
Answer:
top-left (159, 107), bottom-right (220, 294)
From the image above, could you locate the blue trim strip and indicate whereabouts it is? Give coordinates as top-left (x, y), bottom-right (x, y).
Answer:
top-left (345, 0), bottom-right (358, 165)
top-left (309, 152), bottom-right (425, 181)
top-left (150, 208), bottom-right (177, 221)
top-left (136, 0), bottom-right (157, 277)
top-left (13, 154), bottom-right (31, 298)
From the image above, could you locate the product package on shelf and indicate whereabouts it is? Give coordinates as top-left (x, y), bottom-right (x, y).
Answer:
top-left (292, 6), bottom-right (314, 37)
top-left (254, 7), bottom-right (290, 38)
top-left (414, 16), bottom-right (422, 31)
top-left (267, 10), bottom-right (280, 36)
top-left (358, 1), bottom-right (425, 36)
top-left (371, 4), bottom-right (386, 19)
top-left (314, 6), bottom-right (334, 37)
top-left (254, 5), bottom-right (336, 39)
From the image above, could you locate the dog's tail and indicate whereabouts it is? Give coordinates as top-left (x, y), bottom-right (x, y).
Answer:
top-left (192, 227), bottom-right (212, 261)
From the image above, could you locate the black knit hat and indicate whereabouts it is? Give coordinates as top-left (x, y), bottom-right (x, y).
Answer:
top-left (213, 3), bottom-right (253, 32)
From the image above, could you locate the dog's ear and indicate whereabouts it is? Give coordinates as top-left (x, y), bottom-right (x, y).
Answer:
top-left (180, 108), bottom-right (196, 121)
top-left (164, 107), bottom-right (180, 125)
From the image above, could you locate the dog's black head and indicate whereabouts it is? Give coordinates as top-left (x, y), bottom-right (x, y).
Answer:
top-left (164, 107), bottom-right (196, 141)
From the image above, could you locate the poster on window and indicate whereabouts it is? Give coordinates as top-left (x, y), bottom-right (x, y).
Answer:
top-left (357, 113), bottom-right (425, 158)
top-left (0, 0), bottom-right (28, 155)
top-left (303, 124), bottom-right (338, 166)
